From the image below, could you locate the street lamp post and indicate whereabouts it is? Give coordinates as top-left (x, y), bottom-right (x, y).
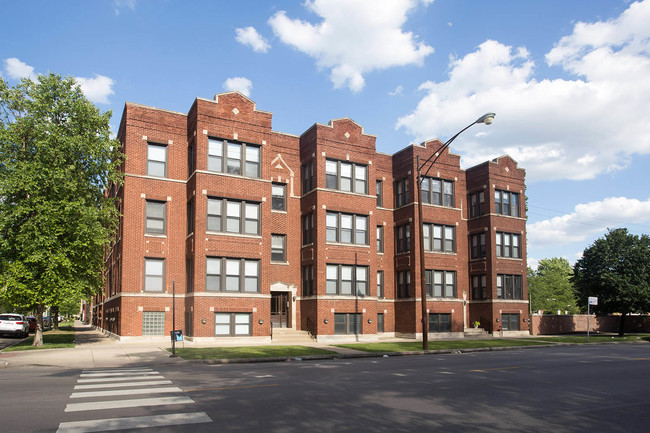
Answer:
top-left (416, 113), bottom-right (495, 350)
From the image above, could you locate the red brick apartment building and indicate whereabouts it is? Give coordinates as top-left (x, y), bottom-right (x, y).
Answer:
top-left (94, 91), bottom-right (529, 342)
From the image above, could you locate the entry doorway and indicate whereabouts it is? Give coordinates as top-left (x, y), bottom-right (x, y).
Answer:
top-left (271, 292), bottom-right (291, 328)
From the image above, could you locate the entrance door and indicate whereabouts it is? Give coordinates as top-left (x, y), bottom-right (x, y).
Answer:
top-left (271, 292), bottom-right (290, 328)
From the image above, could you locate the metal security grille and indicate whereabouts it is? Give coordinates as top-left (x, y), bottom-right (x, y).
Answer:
top-left (142, 311), bottom-right (165, 336)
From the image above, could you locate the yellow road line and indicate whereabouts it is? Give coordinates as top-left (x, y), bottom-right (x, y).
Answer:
top-left (469, 367), bottom-right (519, 372)
top-left (183, 383), bottom-right (279, 392)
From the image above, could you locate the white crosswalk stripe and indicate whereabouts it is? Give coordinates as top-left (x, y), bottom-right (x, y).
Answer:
top-left (57, 367), bottom-right (212, 433)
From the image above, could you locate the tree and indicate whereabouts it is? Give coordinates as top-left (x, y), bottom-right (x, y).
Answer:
top-left (573, 228), bottom-right (650, 336)
top-left (0, 74), bottom-right (123, 346)
top-left (528, 257), bottom-right (579, 314)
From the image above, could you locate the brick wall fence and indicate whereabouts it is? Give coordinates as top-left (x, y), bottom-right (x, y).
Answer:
top-left (531, 314), bottom-right (650, 335)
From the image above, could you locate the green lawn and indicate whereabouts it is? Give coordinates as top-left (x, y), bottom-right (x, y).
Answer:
top-left (335, 339), bottom-right (552, 353)
top-left (168, 345), bottom-right (337, 360)
top-left (2, 329), bottom-right (76, 351)
top-left (534, 334), bottom-right (650, 344)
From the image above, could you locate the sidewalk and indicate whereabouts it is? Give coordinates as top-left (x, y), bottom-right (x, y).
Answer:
top-left (0, 322), bottom-right (370, 369)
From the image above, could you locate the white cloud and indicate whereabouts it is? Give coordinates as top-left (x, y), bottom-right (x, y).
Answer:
top-left (268, 0), bottom-right (433, 92)
top-left (389, 85), bottom-right (404, 96)
top-left (74, 75), bottom-right (115, 104)
top-left (223, 77), bottom-right (253, 97)
top-left (113, 0), bottom-right (136, 16)
top-left (235, 27), bottom-right (270, 53)
top-left (527, 197), bottom-right (650, 247)
top-left (4, 57), bottom-right (36, 80)
top-left (396, 0), bottom-right (650, 182)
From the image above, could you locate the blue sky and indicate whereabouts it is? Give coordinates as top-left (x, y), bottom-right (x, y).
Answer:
top-left (3, 0), bottom-right (650, 268)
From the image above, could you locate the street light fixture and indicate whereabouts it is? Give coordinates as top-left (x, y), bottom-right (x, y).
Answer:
top-left (416, 113), bottom-right (495, 350)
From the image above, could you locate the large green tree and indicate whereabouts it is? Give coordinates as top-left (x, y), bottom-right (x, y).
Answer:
top-left (528, 257), bottom-right (578, 314)
top-left (573, 228), bottom-right (650, 336)
top-left (0, 74), bottom-right (122, 346)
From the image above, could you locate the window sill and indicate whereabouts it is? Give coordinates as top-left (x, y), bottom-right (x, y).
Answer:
top-left (326, 242), bottom-right (370, 248)
top-left (271, 261), bottom-right (290, 266)
top-left (271, 209), bottom-right (287, 214)
top-left (145, 234), bottom-right (167, 238)
top-left (206, 231), bottom-right (262, 239)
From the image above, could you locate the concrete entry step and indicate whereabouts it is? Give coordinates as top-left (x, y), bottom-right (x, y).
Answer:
top-left (270, 327), bottom-right (315, 344)
top-left (464, 328), bottom-right (491, 338)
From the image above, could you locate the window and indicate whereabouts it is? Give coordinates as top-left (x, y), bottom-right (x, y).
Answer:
top-left (188, 141), bottom-right (195, 175)
top-left (377, 271), bottom-right (384, 298)
top-left (470, 233), bottom-right (486, 259)
top-left (147, 143), bottom-right (167, 177)
top-left (186, 258), bottom-right (194, 293)
top-left (377, 313), bottom-right (385, 333)
top-left (395, 178), bottom-right (409, 207)
top-left (497, 274), bottom-right (523, 300)
top-left (472, 275), bottom-right (487, 300)
top-left (425, 270), bottom-right (456, 298)
top-left (206, 257), bottom-right (260, 293)
top-left (272, 183), bottom-right (286, 211)
top-left (502, 313), bottom-right (520, 331)
top-left (429, 313), bottom-right (451, 333)
top-left (325, 212), bottom-right (369, 245)
top-left (376, 180), bottom-right (383, 207)
top-left (495, 190), bottom-right (520, 217)
top-left (377, 226), bottom-right (384, 253)
top-left (469, 191), bottom-right (485, 218)
top-left (271, 234), bottom-right (286, 262)
top-left (303, 265), bottom-right (314, 296)
top-left (215, 312), bottom-right (251, 336)
top-left (325, 159), bottom-right (368, 194)
top-left (207, 138), bottom-right (260, 178)
top-left (207, 198), bottom-right (260, 236)
top-left (186, 200), bottom-right (194, 235)
top-left (422, 223), bottom-right (455, 253)
top-left (302, 161), bottom-right (313, 193)
top-left (496, 232), bottom-right (521, 258)
top-left (325, 264), bottom-right (369, 296)
top-left (421, 177), bottom-right (454, 207)
top-left (334, 313), bottom-right (362, 335)
top-left (397, 270), bottom-right (411, 298)
top-left (302, 213), bottom-right (313, 245)
top-left (144, 258), bottom-right (164, 292)
top-left (145, 200), bottom-right (166, 235)
top-left (142, 311), bottom-right (165, 336)
top-left (396, 224), bottom-right (410, 253)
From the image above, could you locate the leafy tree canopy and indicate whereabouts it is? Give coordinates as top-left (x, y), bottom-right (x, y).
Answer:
top-left (573, 228), bottom-right (650, 335)
top-left (0, 74), bottom-right (123, 344)
top-left (528, 257), bottom-right (578, 314)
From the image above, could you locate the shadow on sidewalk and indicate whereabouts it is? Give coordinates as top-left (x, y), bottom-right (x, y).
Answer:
top-left (73, 325), bottom-right (114, 346)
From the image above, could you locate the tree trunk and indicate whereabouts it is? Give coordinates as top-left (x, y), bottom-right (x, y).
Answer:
top-left (33, 304), bottom-right (44, 347)
top-left (52, 305), bottom-right (59, 330)
top-left (618, 312), bottom-right (627, 337)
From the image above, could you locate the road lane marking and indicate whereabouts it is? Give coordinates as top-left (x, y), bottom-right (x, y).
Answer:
top-left (81, 368), bottom-right (153, 374)
top-left (71, 386), bottom-right (183, 399)
top-left (80, 371), bottom-right (159, 378)
top-left (77, 375), bottom-right (165, 383)
top-left (184, 383), bottom-right (279, 392)
top-left (469, 367), bottom-right (520, 372)
top-left (56, 411), bottom-right (212, 433)
top-left (74, 380), bottom-right (173, 390)
top-left (64, 396), bottom-right (194, 412)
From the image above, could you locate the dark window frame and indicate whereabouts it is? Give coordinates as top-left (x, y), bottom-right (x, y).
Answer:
top-left (494, 190), bottom-right (520, 217)
top-left (302, 213), bottom-right (314, 245)
top-left (502, 313), bottom-right (520, 331)
top-left (471, 275), bottom-right (487, 300)
top-left (205, 257), bottom-right (261, 293)
top-left (497, 274), bottom-right (523, 300)
top-left (325, 158), bottom-right (368, 194)
top-left (325, 264), bottom-right (369, 296)
top-left (206, 197), bottom-right (261, 236)
top-left (376, 180), bottom-right (383, 207)
top-left (271, 183), bottom-right (287, 211)
top-left (377, 270), bottom-right (384, 298)
top-left (422, 223), bottom-right (455, 253)
top-left (214, 312), bottom-right (252, 337)
top-left (334, 313), bottom-right (362, 335)
top-left (325, 211), bottom-right (369, 245)
top-left (496, 232), bottom-right (522, 258)
top-left (377, 225), bottom-right (384, 253)
top-left (271, 234), bottom-right (287, 262)
top-left (429, 313), bottom-right (452, 333)
top-left (470, 232), bottom-right (486, 259)
top-left (421, 177), bottom-right (454, 207)
top-left (469, 191), bottom-right (485, 218)
top-left (302, 265), bottom-right (314, 296)
top-left (396, 223), bottom-right (411, 253)
top-left (397, 270), bottom-right (411, 298)
top-left (395, 178), bottom-right (409, 208)
top-left (425, 270), bottom-right (457, 298)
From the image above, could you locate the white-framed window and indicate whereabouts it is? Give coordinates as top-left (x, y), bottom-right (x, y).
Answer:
top-left (145, 200), bottom-right (166, 235)
top-left (207, 197), bottom-right (260, 236)
top-left (206, 257), bottom-right (260, 293)
top-left (147, 143), bottom-right (167, 177)
top-left (144, 258), bottom-right (165, 292)
top-left (207, 138), bottom-right (261, 178)
top-left (215, 312), bottom-right (251, 336)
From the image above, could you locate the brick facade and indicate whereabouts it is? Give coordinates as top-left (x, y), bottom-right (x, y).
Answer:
top-left (93, 91), bottom-right (529, 342)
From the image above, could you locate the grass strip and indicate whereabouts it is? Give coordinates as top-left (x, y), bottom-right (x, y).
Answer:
top-left (335, 339), bottom-right (551, 353)
top-left (168, 345), bottom-right (337, 360)
top-left (3, 330), bottom-right (76, 351)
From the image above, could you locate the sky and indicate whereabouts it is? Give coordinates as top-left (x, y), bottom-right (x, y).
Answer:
top-left (2, 0), bottom-right (650, 269)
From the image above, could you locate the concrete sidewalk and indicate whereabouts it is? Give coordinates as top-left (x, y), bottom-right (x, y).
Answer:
top-left (0, 322), bottom-right (370, 369)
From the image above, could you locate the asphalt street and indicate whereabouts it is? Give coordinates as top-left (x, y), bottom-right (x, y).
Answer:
top-left (1, 344), bottom-right (648, 432)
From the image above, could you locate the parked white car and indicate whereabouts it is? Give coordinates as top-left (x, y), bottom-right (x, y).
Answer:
top-left (0, 313), bottom-right (30, 338)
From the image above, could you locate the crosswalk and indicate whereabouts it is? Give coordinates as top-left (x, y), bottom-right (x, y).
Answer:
top-left (56, 367), bottom-right (212, 433)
